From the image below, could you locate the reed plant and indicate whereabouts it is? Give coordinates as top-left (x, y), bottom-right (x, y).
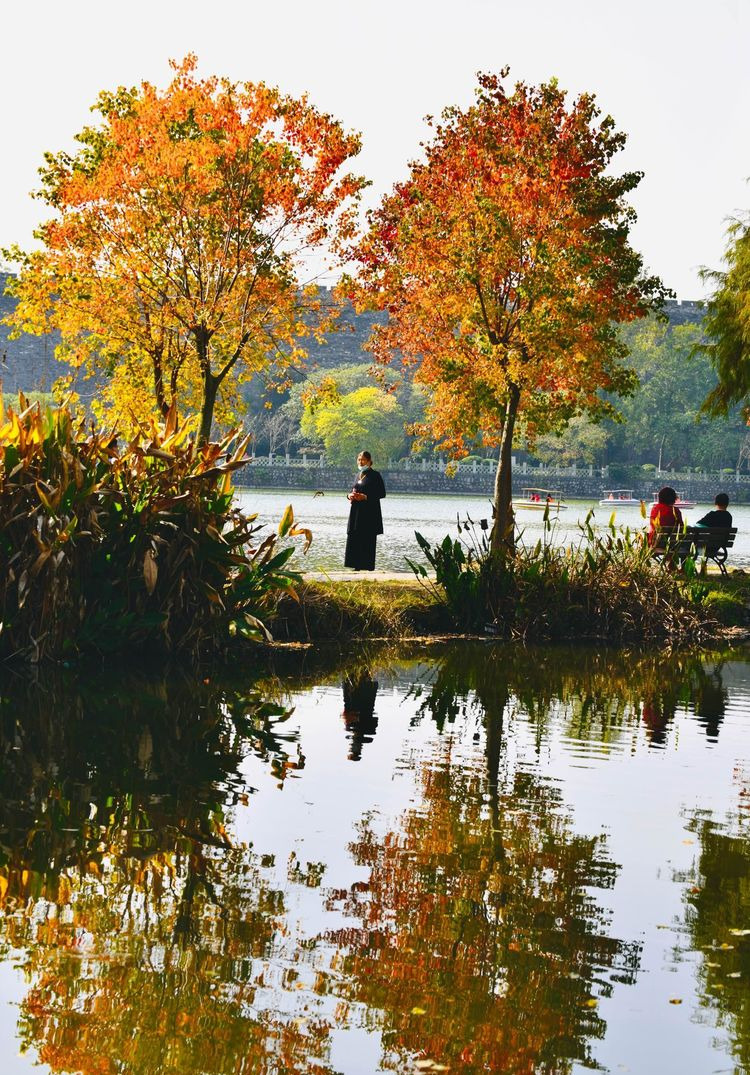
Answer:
top-left (408, 509), bottom-right (717, 644)
top-left (0, 396), bottom-right (308, 663)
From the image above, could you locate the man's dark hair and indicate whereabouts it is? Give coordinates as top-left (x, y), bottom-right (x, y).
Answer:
top-left (657, 486), bottom-right (677, 505)
top-left (360, 451), bottom-right (372, 462)
top-left (715, 492), bottom-right (730, 508)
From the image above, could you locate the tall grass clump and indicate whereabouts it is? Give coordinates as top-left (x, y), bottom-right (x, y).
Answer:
top-left (408, 510), bottom-right (716, 644)
top-left (0, 396), bottom-right (308, 663)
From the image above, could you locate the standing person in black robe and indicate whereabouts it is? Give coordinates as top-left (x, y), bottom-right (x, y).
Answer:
top-left (345, 451), bottom-right (386, 571)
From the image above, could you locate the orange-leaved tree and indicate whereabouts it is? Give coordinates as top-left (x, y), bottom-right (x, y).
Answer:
top-left (4, 55), bottom-right (365, 440)
top-left (351, 70), bottom-right (666, 555)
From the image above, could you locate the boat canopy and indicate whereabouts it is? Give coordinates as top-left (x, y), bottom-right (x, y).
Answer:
top-left (520, 487), bottom-right (564, 497)
top-left (601, 489), bottom-right (634, 497)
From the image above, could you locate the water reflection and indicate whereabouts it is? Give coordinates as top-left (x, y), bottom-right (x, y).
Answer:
top-left (690, 661), bottom-right (729, 741)
top-left (342, 669), bottom-right (380, 761)
top-left (0, 671), bottom-right (330, 1075)
top-left (1, 645), bottom-right (749, 1074)
top-left (679, 794), bottom-right (750, 1073)
top-left (408, 643), bottom-right (736, 753)
top-left (327, 756), bottom-right (638, 1074)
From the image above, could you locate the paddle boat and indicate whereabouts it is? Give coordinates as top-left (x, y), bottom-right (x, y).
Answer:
top-left (652, 490), bottom-right (696, 508)
top-left (598, 489), bottom-right (642, 506)
top-left (513, 488), bottom-right (567, 511)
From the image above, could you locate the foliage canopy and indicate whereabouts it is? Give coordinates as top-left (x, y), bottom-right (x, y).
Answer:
top-left (698, 214), bottom-right (750, 419)
top-left (4, 55), bottom-right (365, 441)
top-left (352, 70), bottom-right (666, 553)
top-left (300, 385), bottom-right (405, 466)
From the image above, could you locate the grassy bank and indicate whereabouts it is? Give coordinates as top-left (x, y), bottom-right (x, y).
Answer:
top-left (266, 565), bottom-right (750, 647)
top-left (267, 577), bottom-right (453, 642)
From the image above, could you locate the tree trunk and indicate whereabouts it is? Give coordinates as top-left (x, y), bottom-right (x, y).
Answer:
top-left (194, 323), bottom-right (215, 443)
top-left (199, 372), bottom-right (219, 444)
top-left (151, 348), bottom-right (170, 419)
top-left (489, 384), bottom-right (521, 559)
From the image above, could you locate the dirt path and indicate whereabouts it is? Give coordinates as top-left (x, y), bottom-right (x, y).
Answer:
top-left (302, 570), bottom-right (429, 584)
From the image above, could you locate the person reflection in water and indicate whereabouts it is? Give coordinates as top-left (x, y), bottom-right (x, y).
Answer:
top-left (691, 665), bottom-right (728, 741)
top-left (342, 669), bottom-right (379, 761)
top-left (641, 688), bottom-right (678, 747)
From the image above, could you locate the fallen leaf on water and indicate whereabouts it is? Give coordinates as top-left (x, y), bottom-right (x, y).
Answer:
top-left (656, 924), bottom-right (671, 930)
top-left (728, 929), bottom-right (750, 937)
top-left (669, 998), bottom-right (682, 1005)
top-left (682, 839), bottom-right (694, 845)
top-left (727, 972), bottom-right (742, 978)
top-left (720, 943), bottom-right (735, 950)
top-left (411, 1007), bottom-right (427, 1015)
top-left (415, 1062), bottom-right (434, 1071)
top-left (706, 961), bottom-right (721, 967)
top-left (584, 998), bottom-right (598, 1008)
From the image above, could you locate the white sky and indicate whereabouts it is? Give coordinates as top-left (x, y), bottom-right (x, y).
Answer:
top-left (2, 0), bottom-right (749, 297)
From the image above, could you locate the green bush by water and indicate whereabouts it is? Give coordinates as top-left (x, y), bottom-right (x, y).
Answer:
top-left (408, 509), bottom-right (718, 644)
top-left (0, 397), bottom-right (308, 663)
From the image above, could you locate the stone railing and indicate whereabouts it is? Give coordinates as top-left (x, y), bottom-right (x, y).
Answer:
top-left (247, 454), bottom-right (599, 478)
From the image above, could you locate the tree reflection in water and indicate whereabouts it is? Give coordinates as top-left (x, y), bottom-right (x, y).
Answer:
top-left (0, 670), bottom-right (336, 1075)
top-left (679, 781), bottom-right (750, 1073)
top-left (0, 646), bottom-right (744, 1075)
top-left (326, 649), bottom-right (644, 1075)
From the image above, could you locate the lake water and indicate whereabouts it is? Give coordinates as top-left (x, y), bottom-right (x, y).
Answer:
top-left (2, 643), bottom-right (750, 1074)
top-left (238, 489), bottom-right (750, 573)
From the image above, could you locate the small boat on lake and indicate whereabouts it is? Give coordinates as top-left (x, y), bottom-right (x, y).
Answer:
top-left (599, 489), bottom-right (642, 506)
top-left (652, 490), bottom-right (696, 508)
top-left (513, 487), bottom-right (567, 511)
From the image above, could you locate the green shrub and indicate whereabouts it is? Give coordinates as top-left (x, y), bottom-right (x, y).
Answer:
top-left (0, 397), bottom-right (309, 663)
top-left (408, 509), bottom-right (717, 644)
top-left (703, 590), bottom-right (747, 626)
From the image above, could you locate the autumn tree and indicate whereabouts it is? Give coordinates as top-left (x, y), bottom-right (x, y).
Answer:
top-left (4, 56), bottom-right (364, 440)
top-left (300, 385), bottom-right (406, 465)
top-left (352, 70), bottom-right (665, 555)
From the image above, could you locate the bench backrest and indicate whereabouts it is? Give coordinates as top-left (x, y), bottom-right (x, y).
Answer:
top-left (685, 526), bottom-right (738, 549)
top-left (651, 525), bottom-right (737, 551)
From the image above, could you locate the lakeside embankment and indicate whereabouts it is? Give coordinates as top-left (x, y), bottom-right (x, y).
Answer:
top-left (265, 573), bottom-right (750, 647)
top-left (236, 464), bottom-right (750, 504)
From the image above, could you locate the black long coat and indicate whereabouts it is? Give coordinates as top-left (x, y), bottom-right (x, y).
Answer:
top-left (347, 468), bottom-right (386, 536)
top-left (345, 468), bottom-right (386, 570)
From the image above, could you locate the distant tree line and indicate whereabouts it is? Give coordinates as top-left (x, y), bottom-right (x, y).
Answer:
top-left (242, 317), bottom-right (747, 474)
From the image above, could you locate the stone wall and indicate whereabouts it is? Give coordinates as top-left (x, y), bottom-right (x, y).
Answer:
top-left (1, 273), bottom-right (703, 393)
top-left (0, 275), bottom-right (385, 392)
top-left (236, 464), bottom-right (750, 504)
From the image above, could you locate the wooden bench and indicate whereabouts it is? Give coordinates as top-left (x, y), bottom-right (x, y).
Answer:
top-left (651, 526), bottom-right (738, 575)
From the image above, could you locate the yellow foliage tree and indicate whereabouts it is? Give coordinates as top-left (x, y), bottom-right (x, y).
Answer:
top-left (4, 56), bottom-right (365, 440)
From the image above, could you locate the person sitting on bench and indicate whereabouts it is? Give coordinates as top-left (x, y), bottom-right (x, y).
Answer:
top-left (649, 486), bottom-right (683, 545)
top-left (695, 492), bottom-right (732, 530)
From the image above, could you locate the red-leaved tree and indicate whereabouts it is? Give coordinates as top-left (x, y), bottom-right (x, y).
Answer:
top-left (352, 70), bottom-right (667, 555)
